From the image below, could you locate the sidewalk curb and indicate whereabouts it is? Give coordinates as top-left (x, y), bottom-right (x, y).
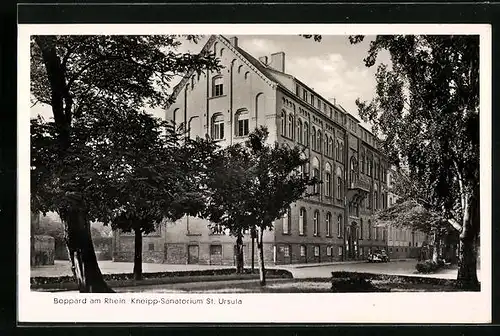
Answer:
top-left (279, 258), bottom-right (416, 269)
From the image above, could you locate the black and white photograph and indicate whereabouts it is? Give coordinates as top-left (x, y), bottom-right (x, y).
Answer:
top-left (19, 24), bottom-right (491, 323)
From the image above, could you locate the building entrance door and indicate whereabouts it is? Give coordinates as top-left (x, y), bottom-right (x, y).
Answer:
top-left (188, 245), bottom-right (199, 264)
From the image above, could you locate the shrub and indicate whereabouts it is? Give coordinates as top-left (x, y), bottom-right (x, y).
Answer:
top-left (331, 272), bottom-right (390, 292)
top-left (415, 259), bottom-right (446, 273)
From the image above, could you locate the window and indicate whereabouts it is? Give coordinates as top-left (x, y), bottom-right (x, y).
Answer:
top-left (325, 171), bottom-right (332, 197)
top-left (374, 191), bottom-right (378, 210)
top-left (314, 246), bottom-right (320, 257)
top-left (317, 131), bottom-right (322, 152)
top-left (303, 122), bottom-right (309, 146)
top-left (337, 176), bottom-right (342, 199)
top-left (361, 152), bottom-right (365, 174)
top-left (312, 157), bottom-right (320, 194)
top-left (336, 140), bottom-right (340, 160)
top-left (299, 208), bottom-right (306, 235)
top-left (311, 127), bottom-right (317, 150)
top-left (298, 120), bottom-right (303, 144)
top-left (302, 90), bottom-right (308, 101)
top-left (210, 244), bottom-right (222, 255)
top-left (326, 212), bottom-right (332, 237)
top-left (327, 246), bottom-right (332, 256)
top-left (300, 245), bottom-right (306, 257)
top-left (338, 246), bottom-right (343, 256)
top-left (281, 111), bottom-right (286, 136)
top-left (288, 115), bottom-right (294, 139)
top-left (283, 245), bottom-right (290, 257)
top-left (282, 208), bottom-right (291, 234)
top-left (313, 211), bottom-right (319, 236)
top-left (148, 243), bottom-right (155, 251)
top-left (337, 215), bottom-right (343, 237)
top-left (296, 85), bottom-right (300, 96)
top-left (213, 76), bottom-right (223, 97)
top-left (329, 137), bottom-right (334, 157)
top-left (350, 157), bottom-right (358, 186)
top-left (360, 218), bottom-right (363, 240)
top-left (375, 227), bottom-right (379, 240)
top-left (235, 109), bottom-right (249, 137)
top-left (311, 95), bottom-right (315, 107)
top-left (368, 220), bottom-right (372, 239)
top-left (211, 113), bottom-right (224, 140)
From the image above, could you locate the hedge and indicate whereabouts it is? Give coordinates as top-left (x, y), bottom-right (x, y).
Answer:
top-left (31, 268), bottom-right (293, 290)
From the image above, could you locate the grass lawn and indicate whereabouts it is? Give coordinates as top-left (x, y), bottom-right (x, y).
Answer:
top-left (117, 277), bottom-right (470, 293)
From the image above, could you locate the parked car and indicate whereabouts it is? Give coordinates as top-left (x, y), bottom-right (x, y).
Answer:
top-left (367, 249), bottom-right (390, 263)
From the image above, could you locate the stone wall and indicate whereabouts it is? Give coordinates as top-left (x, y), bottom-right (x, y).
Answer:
top-left (31, 235), bottom-right (55, 266)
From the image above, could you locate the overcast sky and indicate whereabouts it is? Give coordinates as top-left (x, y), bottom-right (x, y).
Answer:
top-left (31, 34), bottom-right (391, 131)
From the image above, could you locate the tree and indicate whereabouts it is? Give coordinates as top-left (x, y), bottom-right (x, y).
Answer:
top-left (349, 35), bottom-right (479, 289)
top-left (204, 127), bottom-right (317, 285)
top-left (30, 35), bottom-right (221, 292)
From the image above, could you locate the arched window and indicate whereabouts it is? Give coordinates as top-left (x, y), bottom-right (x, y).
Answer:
top-left (361, 151), bottom-right (365, 174)
top-left (211, 113), bottom-right (224, 140)
top-left (299, 208), bottom-right (306, 235)
top-left (326, 212), bottom-right (332, 237)
top-left (212, 76), bottom-right (223, 97)
top-left (298, 120), bottom-right (303, 144)
top-left (238, 65), bottom-right (243, 73)
top-left (281, 111), bottom-right (286, 136)
top-left (325, 137), bottom-right (329, 156)
top-left (368, 219), bottom-right (372, 239)
top-left (337, 215), bottom-right (343, 238)
top-left (303, 122), bottom-right (309, 146)
top-left (360, 218), bottom-right (364, 239)
top-left (313, 210), bottom-right (320, 236)
top-left (350, 157), bottom-right (358, 186)
top-left (336, 140), bottom-right (340, 160)
top-left (288, 114), bottom-right (294, 139)
top-left (311, 127), bottom-right (317, 150)
top-left (336, 167), bottom-right (343, 200)
top-left (282, 208), bottom-right (291, 234)
top-left (317, 130), bottom-right (322, 152)
top-left (235, 109), bottom-right (249, 137)
top-left (312, 157), bottom-right (320, 194)
top-left (325, 163), bottom-right (332, 197)
top-left (374, 191), bottom-right (378, 210)
top-left (329, 137), bottom-right (334, 157)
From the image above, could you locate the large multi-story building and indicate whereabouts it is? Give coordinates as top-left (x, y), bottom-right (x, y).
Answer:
top-left (113, 35), bottom-right (391, 265)
top-left (385, 167), bottom-right (428, 259)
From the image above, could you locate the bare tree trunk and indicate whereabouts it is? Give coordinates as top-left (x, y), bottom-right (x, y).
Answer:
top-left (457, 188), bottom-right (479, 290)
top-left (432, 231), bottom-right (440, 263)
top-left (251, 227), bottom-right (256, 273)
top-left (133, 228), bottom-right (143, 281)
top-left (257, 226), bottom-right (266, 286)
top-left (235, 233), bottom-right (244, 274)
top-left (63, 208), bottom-right (114, 293)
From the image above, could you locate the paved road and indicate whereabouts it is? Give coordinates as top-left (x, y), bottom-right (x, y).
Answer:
top-left (278, 260), bottom-right (473, 280)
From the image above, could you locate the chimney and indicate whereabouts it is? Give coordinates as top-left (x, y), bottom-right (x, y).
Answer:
top-left (229, 36), bottom-right (238, 47)
top-left (328, 97), bottom-right (337, 105)
top-left (258, 56), bottom-right (268, 65)
top-left (269, 52), bottom-right (285, 72)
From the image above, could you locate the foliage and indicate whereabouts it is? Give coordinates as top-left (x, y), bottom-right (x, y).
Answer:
top-left (415, 259), bottom-right (445, 274)
top-left (204, 126), bottom-right (317, 234)
top-left (350, 35), bottom-right (479, 227)
top-left (30, 34), bottom-right (223, 292)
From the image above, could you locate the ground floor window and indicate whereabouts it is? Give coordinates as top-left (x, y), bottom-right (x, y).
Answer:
top-left (314, 246), bottom-right (320, 257)
top-left (359, 247), bottom-right (363, 257)
top-left (284, 245), bottom-right (290, 257)
top-left (326, 246), bottom-right (332, 256)
top-left (300, 245), bottom-right (306, 257)
top-left (338, 246), bottom-right (343, 256)
top-left (210, 245), bottom-right (222, 256)
top-left (148, 243), bottom-right (154, 251)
